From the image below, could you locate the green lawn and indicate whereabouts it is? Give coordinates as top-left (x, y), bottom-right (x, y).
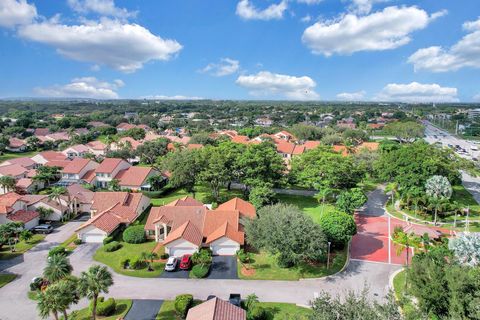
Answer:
top-left (0, 274), bottom-right (16, 288)
top-left (276, 194), bottom-right (336, 224)
top-left (257, 302), bottom-right (312, 320)
top-left (0, 234), bottom-right (45, 260)
top-left (150, 186), bottom-right (243, 207)
top-left (392, 270), bottom-right (417, 317)
top-left (156, 300), bottom-right (310, 320)
top-left (238, 248), bottom-right (347, 280)
top-left (0, 150), bottom-right (38, 163)
top-left (69, 299), bottom-right (132, 320)
top-left (93, 240), bottom-right (165, 278)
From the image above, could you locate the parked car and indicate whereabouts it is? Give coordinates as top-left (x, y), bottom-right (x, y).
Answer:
top-left (229, 294), bottom-right (241, 307)
top-left (179, 254), bottom-right (192, 270)
top-left (32, 225), bottom-right (53, 234)
top-left (207, 295), bottom-right (217, 300)
top-left (164, 257), bottom-right (178, 272)
top-left (471, 145), bottom-right (479, 151)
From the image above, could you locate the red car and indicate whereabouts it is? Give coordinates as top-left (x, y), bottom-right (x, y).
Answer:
top-left (179, 254), bottom-right (192, 270)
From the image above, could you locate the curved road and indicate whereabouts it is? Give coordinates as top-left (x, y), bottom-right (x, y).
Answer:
top-left (0, 191), bottom-right (400, 320)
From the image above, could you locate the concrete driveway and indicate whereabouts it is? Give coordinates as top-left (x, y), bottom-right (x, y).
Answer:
top-left (206, 256), bottom-right (238, 279)
top-left (125, 299), bottom-right (164, 320)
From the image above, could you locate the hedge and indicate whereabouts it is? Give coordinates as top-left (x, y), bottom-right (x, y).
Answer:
top-left (174, 294), bottom-right (193, 318)
top-left (191, 264), bottom-right (210, 278)
top-left (123, 225), bottom-right (146, 244)
top-left (103, 236), bottom-right (114, 245)
top-left (248, 306), bottom-right (268, 320)
top-left (48, 246), bottom-right (67, 257)
top-left (130, 257), bottom-right (145, 270)
top-left (90, 297), bottom-right (116, 316)
top-left (103, 241), bottom-right (122, 252)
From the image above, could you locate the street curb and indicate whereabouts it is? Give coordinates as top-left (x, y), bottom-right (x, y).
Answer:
top-left (389, 267), bottom-right (404, 291)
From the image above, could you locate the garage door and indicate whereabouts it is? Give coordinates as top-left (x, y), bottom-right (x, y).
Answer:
top-left (211, 245), bottom-right (239, 256)
top-left (169, 247), bottom-right (197, 257)
top-left (82, 233), bottom-right (105, 243)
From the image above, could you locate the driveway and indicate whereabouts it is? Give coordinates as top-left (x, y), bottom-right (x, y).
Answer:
top-left (206, 256), bottom-right (238, 279)
top-left (125, 299), bottom-right (164, 320)
top-left (159, 269), bottom-right (189, 279)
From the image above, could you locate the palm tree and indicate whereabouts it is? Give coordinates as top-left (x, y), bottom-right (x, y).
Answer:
top-left (43, 254), bottom-right (73, 283)
top-left (37, 279), bottom-right (79, 320)
top-left (425, 175), bottom-right (452, 225)
top-left (107, 179), bottom-right (120, 191)
top-left (394, 231), bottom-right (420, 289)
top-left (49, 186), bottom-right (68, 221)
top-left (314, 187), bottom-right (332, 215)
top-left (19, 229), bottom-right (33, 243)
top-left (0, 176), bottom-right (16, 194)
top-left (78, 265), bottom-right (114, 320)
top-left (385, 182), bottom-right (398, 207)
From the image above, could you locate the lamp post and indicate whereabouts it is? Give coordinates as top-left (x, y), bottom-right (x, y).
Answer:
top-left (327, 241), bottom-right (331, 269)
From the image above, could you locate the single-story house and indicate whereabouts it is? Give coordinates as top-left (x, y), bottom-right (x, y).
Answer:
top-left (116, 166), bottom-right (161, 191)
top-left (6, 138), bottom-right (27, 152)
top-left (62, 144), bottom-right (91, 159)
top-left (31, 151), bottom-right (69, 166)
top-left (186, 297), bottom-right (246, 320)
top-left (145, 197), bottom-right (253, 256)
top-left (0, 157), bottom-right (37, 170)
top-left (22, 194), bottom-right (70, 221)
top-left (76, 192), bottom-right (150, 243)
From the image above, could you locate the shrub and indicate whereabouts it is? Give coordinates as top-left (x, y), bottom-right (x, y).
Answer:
top-left (318, 211), bottom-right (357, 247)
top-left (130, 257), bottom-right (145, 270)
top-left (103, 241), bottom-right (122, 252)
top-left (48, 246), bottom-right (67, 257)
top-left (248, 305), bottom-right (268, 320)
top-left (174, 294), bottom-right (193, 318)
top-left (236, 249), bottom-right (253, 264)
top-left (123, 225), bottom-right (146, 244)
top-left (160, 253), bottom-right (169, 260)
top-left (73, 239), bottom-right (82, 245)
top-left (90, 297), bottom-right (116, 316)
top-left (191, 264), bottom-right (210, 278)
top-left (103, 236), bottom-right (113, 245)
top-left (29, 277), bottom-right (43, 291)
top-left (120, 258), bottom-right (130, 269)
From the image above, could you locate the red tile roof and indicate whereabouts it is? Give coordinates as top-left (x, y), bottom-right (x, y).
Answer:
top-left (304, 140), bottom-right (321, 150)
top-left (62, 158), bottom-right (95, 174)
top-left (0, 193), bottom-right (24, 214)
top-left (0, 164), bottom-right (28, 177)
top-left (16, 178), bottom-right (33, 189)
top-left (186, 298), bottom-right (246, 320)
top-left (86, 140), bottom-right (106, 150)
top-left (216, 197), bottom-right (256, 219)
top-left (2, 157), bottom-right (36, 168)
top-left (82, 169), bottom-right (96, 183)
top-left (7, 210), bottom-right (39, 223)
top-left (9, 137), bottom-right (26, 148)
top-left (115, 166), bottom-right (156, 187)
top-left (231, 135), bottom-right (250, 144)
top-left (117, 122), bottom-right (137, 130)
top-left (36, 151), bottom-right (68, 162)
top-left (163, 220), bottom-right (203, 246)
top-left (166, 196), bottom-right (204, 207)
top-left (96, 158), bottom-right (128, 174)
top-left (44, 160), bottom-right (71, 169)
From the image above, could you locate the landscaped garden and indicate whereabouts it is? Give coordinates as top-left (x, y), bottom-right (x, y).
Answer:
top-left (0, 234), bottom-right (45, 260)
top-left (68, 299), bottom-right (132, 320)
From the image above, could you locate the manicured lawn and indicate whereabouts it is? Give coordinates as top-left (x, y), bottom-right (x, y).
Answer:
top-left (69, 299), bottom-right (132, 320)
top-left (0, 234), bottom-right (45, 260)
top-left (0, 150), bottom-right (38, 163)
top-left (156, 300), bottom-right (202, 320)
top-left (238, 248), bottom-right (347, 280)
top-left (93, 240), bottom-right (165, 277)
top-left (276, 194), bottom-right (336, 224)
top-left (0, 274), bottom-right (16, 288)
top-left (257, 302), bottom-right (312, 320)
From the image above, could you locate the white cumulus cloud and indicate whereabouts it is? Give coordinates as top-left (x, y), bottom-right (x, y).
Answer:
top-left (35, 77), bottom-right (124, 99)
top-left (67, 0), bottom-right (136, 19)
top-left (375, 82), bottom-right (458, 103)
top-left (336, 90), bottom-right (366, 101)
top-left (408, 17), bottom-right (480, 72)
top-left (236, 0), bottom-right (287, 21)
top-left (297, 0), bottom-right (322, 4)
top-left (302, 6), bottom-right (444, 56)
top-left (236, 71), bottom-right (319, 100)
top-left (18, 19), bottom-right (182, 73)
top-left (349, 0), bottom-right (389, 15)
top-left (200, 58), bottom-right (240, 77)
top-left (0, 0), bottom-right (37, 28)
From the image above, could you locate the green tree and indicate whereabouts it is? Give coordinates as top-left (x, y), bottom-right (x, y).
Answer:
top-left (0, 221), bottom-right (23, 250)
top-left (43, 254), bottom-right (73, 283)
top-left (135, 138), bottom-right (169, 164)
top-left (291, 146), bottom-right (364, 190)
top-left (26, 136), bottom-right (41, 150)
top-left (244, 204), bottom-right (327, 267)
top-left (0, 176), bottom-right (16, 193)
top-left (147, 174), bottom-right (166, 191)
top-left (37, 207), bottom-right (54, 220)
top-left (248, 183), bottom-right (276, 209)
top-left (78, 265), bottom-right (114, 320)
top-left (425, 175), bottom-right (452, 225)
top-left (107, 178), bottom-right (121, 191)
top-left (49, 186), bottom-right (69, 220)
top-left (198, 147), bottom-right (230, 201)
top-left (121, 127), bottom-right (146, 140)
top-left (392, 230), bottom-right (420, 289)
top-left (335, 188), bottom-right (367, 214)
top-left (384, 121), bottom-right (425, 143)
top-left (19, 229), bottom-right (33, 243)
top-left (33, 166), bottom-right (61, 185)
top-left (314, 186), bottom-right (333, 215)
top-left (318, 211), bottom-right (357, 247)
top-left (37, 278), bottom-right (79, 320)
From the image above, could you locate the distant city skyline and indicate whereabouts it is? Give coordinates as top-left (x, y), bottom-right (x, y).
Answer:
top-left (0, 0), bottom-right (479, 102)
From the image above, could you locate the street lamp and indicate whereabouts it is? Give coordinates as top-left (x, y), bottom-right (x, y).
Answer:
top-left (327, 241), bottom-right (331, 269)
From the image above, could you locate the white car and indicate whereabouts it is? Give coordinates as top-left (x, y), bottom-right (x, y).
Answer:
top-left (471, 146), bottom-right (478, 151)
top-left (164, 257), bottom-right (178, 272)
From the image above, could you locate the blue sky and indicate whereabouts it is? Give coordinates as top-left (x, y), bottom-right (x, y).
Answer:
top-left (0, 0), bottom-right (479, 102)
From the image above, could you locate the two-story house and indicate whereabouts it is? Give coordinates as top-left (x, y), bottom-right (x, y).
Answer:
top-left (60, 158), bottom-right (99, 184)
top-left (94, 158), bottom-right (131, 189)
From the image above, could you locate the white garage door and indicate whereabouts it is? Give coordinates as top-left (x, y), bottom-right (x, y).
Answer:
top-left (81, 233), bottom-right (105, 243)
top-left (211, 245), bottom-right (239, 256)
top-left (169, 247), bottom-right (197, 258)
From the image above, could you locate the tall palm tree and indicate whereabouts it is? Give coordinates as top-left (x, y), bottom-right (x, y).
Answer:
top-left (48, 186), bottom-right (68, 220)
top-left (314, 187), bottom-right (332, 215)
top-left (43, 254), bottom-right (73, 283)
top-left (394, 231), bottom-right (420, 289)
top-left (37, 288), bottom-right (62, 320)
top-left (78, 265), bottom-right (113, 320)
top-left (37, 279), bottom-right (78, 320)
top-left (0, 176), bottom-right (16, 193)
